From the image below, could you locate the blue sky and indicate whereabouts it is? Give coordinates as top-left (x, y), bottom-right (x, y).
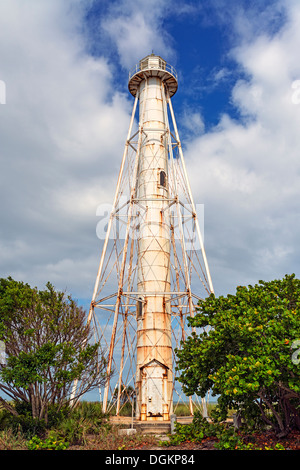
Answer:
top-left (82, 0), bottom-right (287, 128)
top-left (0, 0), bottom-right (300, 308)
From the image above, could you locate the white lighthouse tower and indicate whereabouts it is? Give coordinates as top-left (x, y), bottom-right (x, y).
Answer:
top-left (87, 54), bottom-right (214, 426)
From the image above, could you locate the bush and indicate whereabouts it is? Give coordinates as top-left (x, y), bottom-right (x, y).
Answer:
top-left (0, 400), bottom-right (107, 447)
top-left (176, 275), bottom-right (300, 437)
top-left (0, 401), bottom-right (72, 438)
top-left (27, 435), bottom-right (69, 450)
top-left (50, 401), bottom-right (107, 445)
top-left (0, 403), bottom-right (46, 437)
top-left (0, 278), bottom-right (108, 423)
top-left (161, 412), bottom-right (220, 446)
top-left (162, 412), bottom-right (286, 450)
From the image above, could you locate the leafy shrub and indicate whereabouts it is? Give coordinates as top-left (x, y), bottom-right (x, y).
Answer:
top-left (27, 435), bottom-right (69, 450)
top-left (0, 404), bottom-right (46, 437)
top-left (176, 275), bottom-right (300, 437)
top-left (0, 401), bottom-right (71, 437)
top-left (0, 278), bottom-right (108, 423)
top-left (213, 426), bottom-right (242, 450)
top-left (161, 412), bottom-right (220, 446)
top-left (162, 412), bottom-right (286, 450)
top-left (51, 401), bottom-right (107, 445)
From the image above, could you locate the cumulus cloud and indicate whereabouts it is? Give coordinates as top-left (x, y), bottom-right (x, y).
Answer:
top-left (184, 0), bottom-right (300, 294)
top-left (0, 0), bottom-right (180, 302)
top-left (100, 0), bottom-right (176, 69)
top-left (0, 0), bottom-right (131, 298)
top-left (180, 107), bottom-right (205, 137)
top-left (1, 0), bottom-right (300, 304)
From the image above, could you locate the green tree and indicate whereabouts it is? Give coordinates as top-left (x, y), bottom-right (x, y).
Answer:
top-left (113, 385), bottom-right (136, 406)
top-left (176, 274), bottom-right (300, 437)
top-left (0, 278), bottom-right (109, 422)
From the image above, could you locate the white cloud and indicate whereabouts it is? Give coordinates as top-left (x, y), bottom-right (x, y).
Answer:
top-left (1, 0), bottom-right (300, 304)
top-left (183, 0), bottom-right (300, 294)
top-left (100, 0), bottom-right (175, 69)
top-left (213, 67), bottom-right (232, 83)
top-left (0, 0), bottom-right (180, 302)
top-left (180, 107), bottom-right (205, 136)
top-left (0, 0), bottom-right (131, 296)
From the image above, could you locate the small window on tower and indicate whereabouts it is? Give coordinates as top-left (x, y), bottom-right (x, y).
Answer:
top-left (137, 298), bottom-right (143, 319)
top-left (159, 170), bottom-right (167, 188)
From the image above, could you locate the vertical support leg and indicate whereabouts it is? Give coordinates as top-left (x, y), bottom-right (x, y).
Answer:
top-left (167, 93), bottom-right (214, 295)
top-left (116, 234), bottom-right (135, 415)
top-left (103, 87), bottom-right (148, 413)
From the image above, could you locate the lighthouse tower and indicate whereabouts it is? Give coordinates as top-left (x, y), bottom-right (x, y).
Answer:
top-left (131, 55), bottom-right (175, 421)
top-left (87, 55), bottom-right (214, 424)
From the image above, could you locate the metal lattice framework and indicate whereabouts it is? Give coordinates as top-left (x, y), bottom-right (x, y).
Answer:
top-left (86, 57), bottom-right (214, 418)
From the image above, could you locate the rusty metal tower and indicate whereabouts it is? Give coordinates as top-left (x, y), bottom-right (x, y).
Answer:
top-left (87, 54), bottom-right (214, 423)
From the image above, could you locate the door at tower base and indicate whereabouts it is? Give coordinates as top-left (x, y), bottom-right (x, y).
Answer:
top-left (140, 359), bottom-right (170, 421)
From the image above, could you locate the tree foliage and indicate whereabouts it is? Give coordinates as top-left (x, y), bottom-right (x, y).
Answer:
top-left (0, 278), bottom-right (108, 422)
top-left (176, 274), bottom-right (300, 436)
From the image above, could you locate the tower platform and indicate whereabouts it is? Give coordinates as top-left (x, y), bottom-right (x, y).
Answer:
top-left (109, 415), bottom-right (193, 435)
top-left (128, 54), bottom-right (178, 97)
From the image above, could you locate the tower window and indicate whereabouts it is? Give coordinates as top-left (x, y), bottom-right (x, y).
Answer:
top-left (159, 170), bottom-right (167, 188)
top-left (137, 298), bottom-right (143, 319)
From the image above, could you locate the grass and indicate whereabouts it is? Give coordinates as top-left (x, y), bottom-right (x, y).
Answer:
top-left (0, 429), bottom-right (28, 450)
top-left (173, 402), bottom-right (217, 416)
top-left (0, 400), bottom-right (223, 451)
top-left (0, 400), bottom-right (298, 450)
top-left (0, 401), bottom-right (158, 450)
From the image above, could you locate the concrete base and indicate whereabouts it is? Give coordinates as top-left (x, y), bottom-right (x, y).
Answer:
top-left (118, 428), bottom-right (137, 436)
top-left (109, 415), bottom-right (193, 435)
top-left (135, 421), bottom-right (171, 435)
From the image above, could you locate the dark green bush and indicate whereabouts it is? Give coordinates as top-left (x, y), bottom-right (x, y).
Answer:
top-left (162, 411), bottom-right (286, 450)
